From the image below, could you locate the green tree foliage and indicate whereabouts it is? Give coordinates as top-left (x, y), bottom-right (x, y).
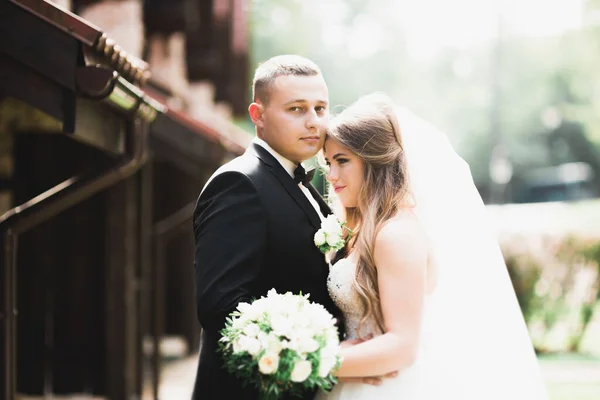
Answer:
top-left (249, 0), bottom-right (600, 195)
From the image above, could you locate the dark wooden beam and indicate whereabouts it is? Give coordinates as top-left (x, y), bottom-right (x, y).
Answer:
top-left (186, 0), bottom-right (217, 81)
top-left (105, 174), bottom-right (140, 400)
top-left (185, 0), bottom-right (249, 117)
top-left (0, 1), bottom-right (80, 131)
top-left (143, 0), bottom-right (188, 36)
top-left (0, 55), bottom-right (75, 130)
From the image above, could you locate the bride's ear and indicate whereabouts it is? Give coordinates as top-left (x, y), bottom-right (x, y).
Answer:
top-left (248, 102), bottom-right (264, 128)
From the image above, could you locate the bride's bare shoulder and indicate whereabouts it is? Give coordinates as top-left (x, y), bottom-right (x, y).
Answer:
top-left (378, 211), bottom-right (426, 240)
top-left (374, 212), bottom-right (428, 268)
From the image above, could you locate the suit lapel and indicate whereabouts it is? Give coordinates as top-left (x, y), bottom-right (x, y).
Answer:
top-left (249, 143), bottom-right (322, 229)
top-left (306, 182), bottom-right (332, 217)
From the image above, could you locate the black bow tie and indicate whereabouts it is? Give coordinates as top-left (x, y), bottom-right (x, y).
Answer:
top-left (294, 165), bottom-right (316, 185)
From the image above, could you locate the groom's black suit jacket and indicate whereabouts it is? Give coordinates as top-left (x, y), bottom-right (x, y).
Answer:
top-left (192, 143), bottom-right (344, 399)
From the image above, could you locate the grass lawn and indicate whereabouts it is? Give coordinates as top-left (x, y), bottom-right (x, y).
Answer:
top-left (538, 352), bottom-right (600, 400)
top-left (545, 382), bottom-right (600, 400)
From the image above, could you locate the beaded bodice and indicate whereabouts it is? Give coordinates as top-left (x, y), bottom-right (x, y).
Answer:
top-left (327, 258), bottom-right (382, 340)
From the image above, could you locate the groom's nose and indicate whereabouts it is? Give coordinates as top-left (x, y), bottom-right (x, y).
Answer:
top-left (305, 110), bottom-right (322, 132)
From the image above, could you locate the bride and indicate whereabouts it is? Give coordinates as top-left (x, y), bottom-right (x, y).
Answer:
top-left (315, 93), bottom-right (549, 399)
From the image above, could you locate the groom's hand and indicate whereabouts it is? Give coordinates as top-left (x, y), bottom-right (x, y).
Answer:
top-left (338, 334), bottom-right (399, 385)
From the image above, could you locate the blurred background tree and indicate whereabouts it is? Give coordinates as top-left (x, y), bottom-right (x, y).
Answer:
top-left (248, 0), bottom-right (600, 205)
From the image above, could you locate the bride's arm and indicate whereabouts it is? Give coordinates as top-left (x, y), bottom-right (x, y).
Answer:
top-left (334, 215), bottom-right (428, 378)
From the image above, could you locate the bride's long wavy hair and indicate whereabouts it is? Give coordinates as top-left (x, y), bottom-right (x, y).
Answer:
top-left (325, 93), bottom-right (412, 335)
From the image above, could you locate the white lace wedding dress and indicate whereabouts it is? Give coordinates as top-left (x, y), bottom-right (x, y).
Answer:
top-left (315, 256), bottom-right (548, 400)
top-left (315, 257), bottom-right (440, 400)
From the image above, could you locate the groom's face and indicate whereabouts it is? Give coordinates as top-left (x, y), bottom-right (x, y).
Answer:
top-left (253, 74), bottom-right (329, 164)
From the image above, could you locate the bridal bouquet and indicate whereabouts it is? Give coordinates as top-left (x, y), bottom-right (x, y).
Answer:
top-left (219, 289), bottom-right (342, 399)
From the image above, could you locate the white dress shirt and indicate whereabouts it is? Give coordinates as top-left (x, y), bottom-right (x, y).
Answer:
top-left (253, 137), bottom-right (325, 221)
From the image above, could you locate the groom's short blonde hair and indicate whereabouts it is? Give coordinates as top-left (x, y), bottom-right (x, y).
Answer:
top-left (252, 55), bottom-right (322, 104)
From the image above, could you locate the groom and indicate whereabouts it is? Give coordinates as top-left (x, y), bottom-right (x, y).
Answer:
top-left (191, 55), bottom-right (344, 399)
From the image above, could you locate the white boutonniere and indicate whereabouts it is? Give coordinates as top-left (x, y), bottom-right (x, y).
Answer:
top-left (314, 215), bottom-right (353, 257)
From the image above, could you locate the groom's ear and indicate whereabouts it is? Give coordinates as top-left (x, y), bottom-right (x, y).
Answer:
top-left (248, 102), bottom-right (264, 128)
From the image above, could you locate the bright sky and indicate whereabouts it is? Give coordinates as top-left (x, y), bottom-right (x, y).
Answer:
top-left (396, 0), bottom-right (584, 60)
top-left (314, 0), bottom-right (585, 60)
top-left (264, 0), bottom-right (586, 61)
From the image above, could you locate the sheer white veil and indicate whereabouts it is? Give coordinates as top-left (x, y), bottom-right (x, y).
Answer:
top-left (395, 107), bottom-right (549, 399)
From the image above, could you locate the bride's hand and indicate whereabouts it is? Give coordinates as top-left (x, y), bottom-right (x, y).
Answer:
top-left (340, 333), bottom-right (373, 349)
top-left (338, 334), bottom-right (398, 385)
top-left (337, 371), bottom-right (399, 386)
top-left (340, 338), bottom-right (362, 349)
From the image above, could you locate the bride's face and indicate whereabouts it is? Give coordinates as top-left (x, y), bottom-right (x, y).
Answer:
top-left (323, 139), bottom-right (364, 208)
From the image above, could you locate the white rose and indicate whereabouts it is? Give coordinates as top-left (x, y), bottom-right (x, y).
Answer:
top-left (257, 330), bottom-right (268, 344)
top-left (318, 355), bottom-right (338, 377)
top-left (314, 229), bottom-right (326, 246)
top-left (281, 292), bottom-right (302, 313)
top-left (236, 302), bottom-right (252, 313)
top-left (248, 339), bottom-right (262, 356)
top-left (243, 323), bottom-right (260, 338)
top-left (253, 297), bottom-right (268, 309)
top-left (270, 314), bottom-right (293, 337)
top-left (289, 329), bottom-right (317, 353)
top-left (252, 297), bottom-right (268, 313)
top-left (258, 352), bottom-right (280, 375)
top-left (238, 335), bottom-right (262, 356)
top-left (237, 301), bottom-right (264, 322)
top-left (264, 301), bottom-right (284, 317)
top-left (326, 233), bottom-right (342, 247)
top-left (232, 339), bottom-right (243, 354)
top-left (325, 328), bottom-right (340, 343)
top-left (231, 316), bottom-right (247, 330)
top-left (322, 215), bottom-right (343, 236)
top-left (292, 311), bottom-right (312, 330)
top-left (301, 338), bottom-right (320, 353)
top-left (308, 305), bottom-right (337, 332)
top-left (267, 338), bottom-right (283, 355)
top-left (290, 359), bottom-right (313, 382)
top-left (321, 341), bottom-right (340, 358)
top-left (258, 331), bottom-right (283, 355)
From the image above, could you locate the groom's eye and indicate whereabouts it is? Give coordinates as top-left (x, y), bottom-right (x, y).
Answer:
top-left (315, 106), bottom-right (326, 113)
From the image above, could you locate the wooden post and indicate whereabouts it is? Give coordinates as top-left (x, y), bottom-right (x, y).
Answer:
top-left (105, 172), bottom-right (139, 400)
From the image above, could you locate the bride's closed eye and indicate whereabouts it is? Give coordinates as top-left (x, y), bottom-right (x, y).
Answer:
top-left (324, 158), bottom-right (349, 167)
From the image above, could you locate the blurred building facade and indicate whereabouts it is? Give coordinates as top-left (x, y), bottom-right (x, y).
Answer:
top-left (0, 0), bottom-right (250, 399)
top-left (485, 120), bottom-right (600, 205)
